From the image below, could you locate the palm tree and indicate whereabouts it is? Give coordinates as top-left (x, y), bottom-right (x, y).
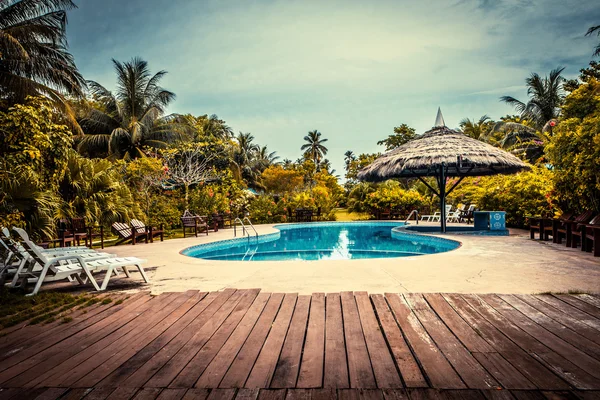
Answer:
top-left (255, 145), bottom-right (280, 171)
top-left (0, 0), bottom-right (85, 126)
top-left (344, 150), bottom-right (356, 171)
top-left (232, 132), bottom-right (261, 187)
top-left (77, 58), bottom-right (188, 159)
top-left (301, 130), bottom-right (328, 166)
top-left (500, 67), bottom-right (565, 130)
top-left (459, 115), bottom-right (492, 140)
top-left (586, 24), bottom-right (600, 57)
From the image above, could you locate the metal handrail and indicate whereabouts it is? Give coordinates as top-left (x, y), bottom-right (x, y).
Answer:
top-left (404, 210), bottom-right (419, 225)
top-left (243, 217), bottom-right (258, 238)
top-left (233, 217), bottom-right (247, 237)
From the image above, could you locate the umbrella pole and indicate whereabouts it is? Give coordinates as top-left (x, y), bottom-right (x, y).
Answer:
top-left (439, 163), bottom-right (447, 233)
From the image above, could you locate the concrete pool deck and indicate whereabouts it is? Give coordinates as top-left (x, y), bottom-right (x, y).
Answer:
top-left (106, 221), bottom-right (600, 295)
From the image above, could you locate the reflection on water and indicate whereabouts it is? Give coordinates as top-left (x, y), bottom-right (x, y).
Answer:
top-left (188, 224), bottom-right (458, 261)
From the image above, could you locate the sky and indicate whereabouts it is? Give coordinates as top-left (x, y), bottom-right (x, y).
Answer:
top-left (66, 0), bottom-right (600, 176)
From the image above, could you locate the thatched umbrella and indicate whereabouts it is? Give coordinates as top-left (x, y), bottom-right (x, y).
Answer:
top-left (358, 108), bottom-right (530, 232)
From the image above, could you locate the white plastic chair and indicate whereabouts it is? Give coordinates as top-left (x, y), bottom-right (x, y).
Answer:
top-left (12, 228), bottom-right (149, 296)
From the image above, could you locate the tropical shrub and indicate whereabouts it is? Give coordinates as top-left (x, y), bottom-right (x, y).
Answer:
top-left (0, 97), bottom-right (73, 238)
top-left (261, 165), bottom-right (304, 194)
top-left (449, 167), bottom-right (557, 228)
top-left (545, 116), bottom-right (600, 213)
top-left (147, 192), bottom-right (183, 231)
top-left (247, 195), bottom-right (284, 224)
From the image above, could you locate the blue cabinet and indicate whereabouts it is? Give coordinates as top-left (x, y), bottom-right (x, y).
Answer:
top-left (473, 211), bottom-right (489, 230)
top-left (489, 211), bottom-right (506, 230)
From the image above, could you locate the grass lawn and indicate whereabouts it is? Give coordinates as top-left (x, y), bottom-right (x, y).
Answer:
top-left (334, 208), bottom-right (370, 221)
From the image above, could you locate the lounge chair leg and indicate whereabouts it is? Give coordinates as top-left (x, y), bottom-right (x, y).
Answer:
top-left (137, 264), bottom-right (150, 283)
top-left (122, 266), bottom-right (131, 278)
top-left (28, 265), bottom-right (50, 296)
top-left (99, 266), bottom-right (115, 290)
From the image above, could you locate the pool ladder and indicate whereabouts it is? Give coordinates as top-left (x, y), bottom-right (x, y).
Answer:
top-left (234, 217), bottom-right (259, 240)
top-left (405, 210), bottom-right (419, 225)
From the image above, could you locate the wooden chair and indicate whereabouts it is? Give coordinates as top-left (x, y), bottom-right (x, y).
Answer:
top-left (131, 219), bottom-right (164, 243)
top-left (70, 218), bottom-right (91, 247)
top-left (572, 214), bottom-right (600, 252)
top-left (181, 211), bottom-right (208, 237)
top-left (558, 211), bottom-right (595, 248)
top-left (111, 222), bottom-right (148, 245)
top-left (529, 215), bottom-right (554, 240)
top-left (583, 224), bottom-right (600, 257)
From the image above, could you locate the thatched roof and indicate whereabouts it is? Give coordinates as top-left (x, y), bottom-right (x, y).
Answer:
top-left (358, 124), bottom-right (530, 182)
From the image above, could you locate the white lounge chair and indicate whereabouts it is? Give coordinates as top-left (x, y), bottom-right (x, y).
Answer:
top-left (12, 228), bottom-right (149, 296)
top-left (421, 205), bottom-right (453, 222)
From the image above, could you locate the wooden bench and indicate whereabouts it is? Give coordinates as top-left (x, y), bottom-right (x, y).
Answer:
top-left (181, 211), bottom-right (208, 238)
top-left (131, 219), bottom-right (164, 243)
top-left (111, 222), bottom-right (148, 245)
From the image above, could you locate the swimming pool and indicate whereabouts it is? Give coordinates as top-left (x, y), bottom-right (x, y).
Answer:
top-left (182, 222), bottom-right (460, 261)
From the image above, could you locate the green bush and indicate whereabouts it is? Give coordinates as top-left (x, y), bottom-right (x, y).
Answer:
top-left (248, 195), bottom-right (285, 224)
top-left (449, 167), bottom-right (558, 228)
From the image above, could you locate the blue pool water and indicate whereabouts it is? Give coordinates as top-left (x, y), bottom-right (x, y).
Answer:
top-left (182, 222), bottom-right (460, 261)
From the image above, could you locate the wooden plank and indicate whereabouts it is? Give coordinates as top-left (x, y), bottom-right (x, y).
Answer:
top-left (323, 293), bottom-right (349, 389)
top-left (405, 389), bottom-right (444, 400)
top-left (553, 296), bottom-right (600, 319)
top-left (0, 293), bottom-right (128, 355)
top-left (0, 293), bottom-right (152, 374)
top-left (181, 389), bottom-right (210, 400)
top-left (30, 388), bottom-right (69, 400)
top-left (540, 391), bottom-right (580, 400)
top-left (404, 294), bottom-right (498, 390)
top-left (508, 391), bottom-right (545, 400)
top-left (245, 294), bottom-right (298, 388)
top-left (284, 389), bottom-right (311, 400)
top-left (500, 295), bottom-right (600, 359)
top-left (338, 389), bottom-right (361, 400)
top-left (311, 389), bottom-right (336, 400)
top-left (296, 293), bottom-right (325, 389)
top-left (124, 289), bottom-right (239, 388)
top-left (573, 294), bottom-right (600, 310)
top-left (422, 294), bottom-right (535, 390)
top-left (340, 292), bottom-right (376, 389)
top-left (533, 296), bottom-right (600, 332)
top-left (518, 296), bottom-right (600, 345)
top-left (33, 292), bottom-right (202, 388)
top-left (423, 294), bottom-right (494, 353)
top-left (219, 293), bottom-right (286, 387)
top-left (572, 391), bottom-right (600, 400)
top-left (370, 294), bottom-right (426, 388)
top-left (236, 389), bottom-right (260, 400)
top-left (270, 295), bottom-right (311, 388)
top-left (481, 295), bottom-right (600, 380)
top-left (479, 390), bottom-right (515, 400)
top-left (440, 390), bottom-right (486, 400)
top-left (0, 294), bottom-right (161, 387)
top-left (359, 389), bottom-right (385, 400)
top-left (71, 293), bottom-right (210, 388)
top-left (385, 293), bottom-right (465, 389)
top-left (194, 293), bottom-right (275, 388)
top-left (382, 389), bottom-right (408, 400)
top-left (354, 292), bottom-right (402, 388)
top-left (106, 387), bottom-right (140, 400)
top-left (460, 294), bottom-right (598, 390)
top-left (443, 294), bottom-right (569, 390)
top-left (156, 389), bottom-right (187, 400)
top-left (97, 291), bottom-right (221, 388)
top-left (206, 389), bottom-right (237, 400)
top-left (257, 389), bottom-right (287, 400)
top-left (132, 388), bottom-right (162, 400)
top-left (167, 291), bottom-right (265, 388)
top-left (471, 353), bottom-right (535, 390)
top-left (59, 388), bottom-right (95, 400)
top-left (82, 387), bottom-right (119, 400)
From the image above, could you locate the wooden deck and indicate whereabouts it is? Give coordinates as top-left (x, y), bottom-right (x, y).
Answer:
top-left (0, 290), bottom-right (599, 400)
